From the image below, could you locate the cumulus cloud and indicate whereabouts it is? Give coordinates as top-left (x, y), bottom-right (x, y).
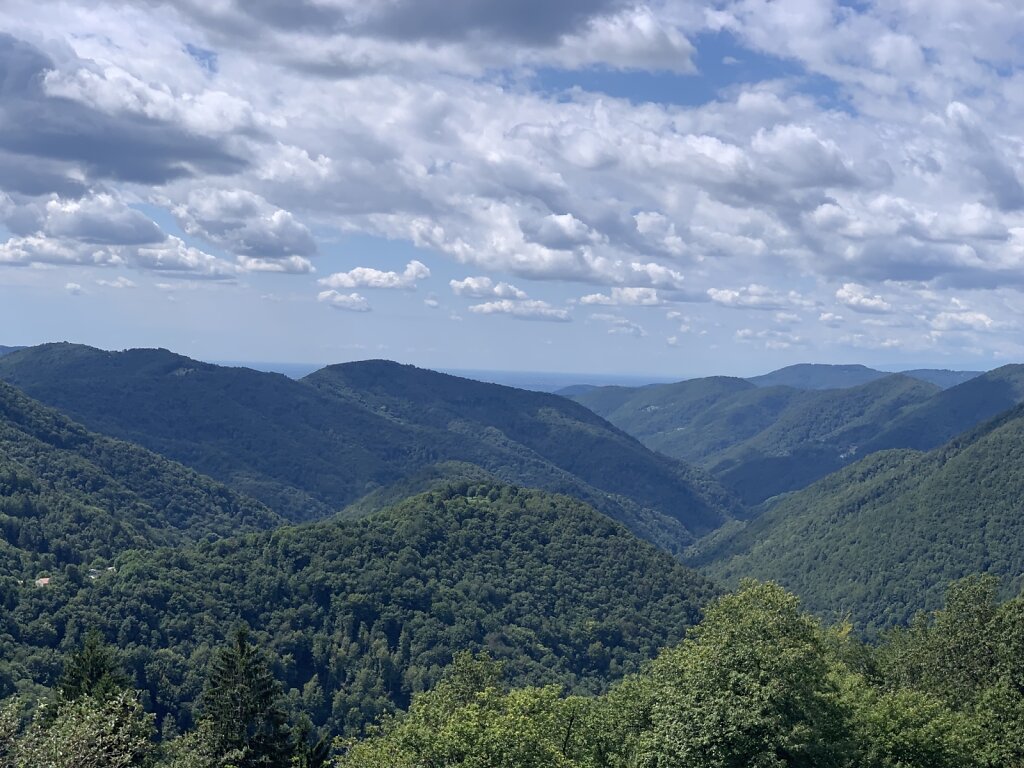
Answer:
top-left (96, 276), bottom-right (136, 288)
top-left (317, 290), bottom-right (371, 312)
top-left (449, 276), bottom-right (527, 299)
top-left (319, 260), bottom-right (430, 290)
top-left (64, 282), bottom-right (83, 295)
top-left (468, 299), bottom-right (571, 322)
top-left (580, 287), bottom-right (666, 306)
top-left (708, 284), bottom-right (813, 311)
top-left (4, 0), bottom-right (1024, 359)
top-left (835, 283), bottom-right (894, 314)
top-left (174, 189), bottom-right (317, 264)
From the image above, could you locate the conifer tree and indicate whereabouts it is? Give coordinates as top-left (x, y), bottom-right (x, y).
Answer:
top-left (197, 627), bottom-right (293, 768)
top-left (58, 629), bottom-right (128, 702)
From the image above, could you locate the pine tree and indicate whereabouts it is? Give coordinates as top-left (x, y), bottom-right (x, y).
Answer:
top-left (197, 626), bottom-right (293, 768)
top-left (58, 629), bottom-right (128, 702)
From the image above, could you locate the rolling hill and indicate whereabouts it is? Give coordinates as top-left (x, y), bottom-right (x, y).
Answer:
top-left (1, 483), bottom-right (717, 733)
top-left (691, 403), bottom-right (1024, 632)
top-left (0, 379), bottom-right (280, 578)
top-left (746, 363), bottom-right (889, 390)
top-left (0, 344), bottom-right (741, 551)
top-left (570, 373), bottom-right (940, 504)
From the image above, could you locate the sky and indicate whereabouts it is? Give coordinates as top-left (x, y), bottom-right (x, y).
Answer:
top-left (1, 1), bottom-right (1024, 378)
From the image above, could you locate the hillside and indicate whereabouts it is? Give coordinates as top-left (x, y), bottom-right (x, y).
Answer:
top-left (692, 404), bottom-right (1024, 632)
top-left (0, 483), bottom-right (717, 734)
top-left (0, 379), bottom-right (280, 578)
top-left (0, 344), bottom-right (741, 551)
top-left (747, 363), bottom-right (889, 389)
top-left (901, 368), bottom-right (982, 389)
top-left (863, 364), bottom-right (1024, 452)
top-left (571, 374), bottom-right (939, 504)
top-left (0, 346), bottom-right (23, 358)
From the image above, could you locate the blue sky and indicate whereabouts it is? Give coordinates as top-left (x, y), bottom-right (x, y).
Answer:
top-left (2, 1), bottom-right (1024, 377)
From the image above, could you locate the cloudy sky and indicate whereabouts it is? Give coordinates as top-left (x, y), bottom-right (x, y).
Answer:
top-left (2, 0), bottom-right (1024, 377)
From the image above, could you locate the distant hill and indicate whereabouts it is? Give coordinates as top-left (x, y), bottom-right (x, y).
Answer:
top-left (0, 344), bottom-right (741, 552)
top-left (1, 483), bottom-right (717, 732)
top-left (571, 374), bottom-right (940, 504)
top-left (862, 364), bottom-right (1024, 453)
top-left (0, 379), bottom-right (279, 577)
top-left (691, 403), bottom-right (1024, 632)
top-left (747, 363), bottom-right (983, 390)
top-left (900, 368), bottom-right (982, 389)
top-left (0, 346), bottom-right (24, 358)
top-left (746, 363), bottom-right (888, 390)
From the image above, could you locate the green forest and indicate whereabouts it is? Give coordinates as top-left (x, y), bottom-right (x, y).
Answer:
top-left (3, 578), bottom-right (1022, 767)
top-left (2, 347), bottom-right (1024, 766)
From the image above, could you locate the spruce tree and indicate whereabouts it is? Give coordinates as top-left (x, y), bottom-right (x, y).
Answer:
top-left (198, 626), bottom-right (293, 768)
top-left (58, 629), bottom-right (128, 702)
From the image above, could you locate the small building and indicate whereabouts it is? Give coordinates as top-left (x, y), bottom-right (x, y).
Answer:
top-left (34, 577), bottom-right (51, 587)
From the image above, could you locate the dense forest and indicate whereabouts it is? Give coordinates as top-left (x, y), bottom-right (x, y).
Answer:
top-left (0, 344), bottom-right (741, 553)
top-left (692, 401), bottom-right (1024, 631)
top-left (569, 364), bottom-right (1024, 504)
top-left (2, 345), bottom-right (1024, 766)
top-left (2, 578), bottom-right (1021, 767)
top-left (0, 481), bottom-right (715, 737)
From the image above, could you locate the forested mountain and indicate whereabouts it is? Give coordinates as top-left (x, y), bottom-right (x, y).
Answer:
top-left (0, 347), bottom-right (23, 358)
top-left (747, 363), bottom-right (890, 390)
top-left (747, 363), bottom-right (981, 390)
top-left (0, 483), bottom-right (715, 736)
top-left (0, 343), bottom-right (741, 551)
top-left (861, 363), bottom-right (1024, 452)
top-left (900, 368), bottom-right (983, 389)
top-left (0, 379), bottom-right (279, 578)
top-left (571, 374), bottom-right (939, 504)
top-left (692, 403), bottom-right (1024, 632)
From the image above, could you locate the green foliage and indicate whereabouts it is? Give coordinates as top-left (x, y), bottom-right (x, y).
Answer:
top-left (195, 628), bottom-right (293, 768)
top-left (637, 582), bottom-right (852, 768)
top-left (339, 580), bottom-right (1024, 768)
top-left (0, 344), bottom-right (742, 551)
top-left (572, 373), bottom-right (941, 504)
top-left (338, 653), bottom-right (607, 768)
top-left (0, 483), bottom-right (714, 736)
top-left (697, 406), bottom-right (1024, 630)
top-left (58, 629), bottom-right (128, 702)
top-left (3, 689), bottom-right (155, 768)
top-left (0, 378), bottom-right (279, 580)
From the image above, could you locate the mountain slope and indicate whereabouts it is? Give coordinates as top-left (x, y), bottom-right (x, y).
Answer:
top-left (863, 364), bottom-right (1024, 453)
top-left (0, 344), bottom-right (740, 550)
top-left (1, 483), bottom-right (717, 732)
top-left (570, 374), bottom-right (939, 504)
top-left (747, 363), bottom-right (889, 390)
top-left (900, 368), bottom-right (982, 389)
top-left (0, 346), bottom-right (23, 358)
top-left (692, 404), bottom-right (1024, 632)
top-left (0, 379), bottom-right (280, 577)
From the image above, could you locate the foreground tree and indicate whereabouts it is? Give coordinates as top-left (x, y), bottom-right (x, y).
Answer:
top-left (8, 690), bottom-right (154, 768)
top-left (194, 627), bottom-right (294, 768)
top-left (636, 581), bottom-right (853, 768)
top-left (58, 629), bottom-right (129, 702)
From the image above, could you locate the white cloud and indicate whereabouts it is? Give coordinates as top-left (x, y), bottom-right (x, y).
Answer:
top-left (64, 282), bottom-right (83, 295)
top-left (317, 290), bottom-right (371, 312)
top-left (708, 284), bottom-right (813, 310)
top-left (449, 276), bottom-right (527, 299)
top-left (580, 287), bottom-right (665, 306)
top-left (589, 312), bottom-right (647, 337)
top-left (95, 276), bottom-right (136, 288)
top-left (319, 260), bottom-right (430, 290)
top-left (468, 299), bottom-right (571, 322)
top-left (835, 283), bottom-right (894, 314)
top-left (931, 310), bottom-right (995, 332)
